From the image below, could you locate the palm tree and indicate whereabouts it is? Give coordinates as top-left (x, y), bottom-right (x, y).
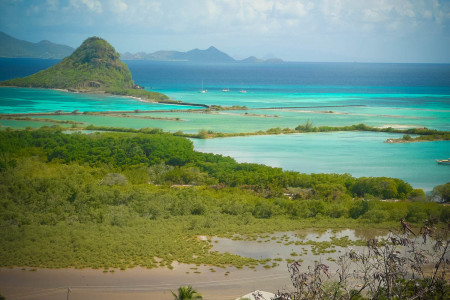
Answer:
top-left (171, 285), bottom-right (203, 300)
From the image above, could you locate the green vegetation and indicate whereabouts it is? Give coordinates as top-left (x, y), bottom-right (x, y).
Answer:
top-left (152, 121), bottom-right (450, 141)
top-left (0, 37), bottom-right (133, 90)
top-left (295, 122), bottom-right (450, 142)
top-left (432, 182), bottom-right (450, 203)
top-left (209, 105), bottom-right (248, 111)
top-left (171, 285), bottom-right (203, 300)
top-left (0, 36), bottom-right (169, 102)
top-left (0, 128), bottom-right (448, 270)
top-left (105, 87), bottom-right (170, 102)
top-left (0, 116), bottom-right (84, 125)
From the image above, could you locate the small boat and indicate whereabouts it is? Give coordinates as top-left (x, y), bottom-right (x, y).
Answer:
top-left (436, 158), bottom-right (450, 165)
top-left (222, 88), bottom-right (230, 92)
top-left (200, 80), bottom-right (207, 93)
top-left (240, 90), bottom-right (247, 93)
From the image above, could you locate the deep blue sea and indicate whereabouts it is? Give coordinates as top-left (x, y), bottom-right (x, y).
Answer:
top-left (1, 58), bottom-right (449, 190)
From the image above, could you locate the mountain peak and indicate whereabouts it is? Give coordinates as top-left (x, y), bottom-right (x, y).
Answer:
top-left (180, 46), bottom-right (234, 63)
top-left (70, 36), bottom-right (121, 66)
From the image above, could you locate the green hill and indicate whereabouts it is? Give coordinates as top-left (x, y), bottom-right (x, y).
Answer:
top-left (0, 37), bottom-right (169, 101)
top-left (0, 37), bottom-right (133, 90)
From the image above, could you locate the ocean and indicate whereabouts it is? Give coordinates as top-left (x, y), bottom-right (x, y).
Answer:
top-left (0, 58), bottom-right (449, 190)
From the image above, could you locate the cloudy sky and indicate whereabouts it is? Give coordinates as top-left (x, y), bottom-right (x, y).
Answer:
top-left (1, 0), bottom-right (450, 62)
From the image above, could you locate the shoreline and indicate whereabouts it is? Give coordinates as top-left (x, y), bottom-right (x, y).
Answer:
top-left (385, 138), bottom-right (448, 143)
top-left (2, 117), bottom-right (448, 145)
top-left (0, 86), bottom-right (210, 109)
top-left (0, 109), bottom-right (203, 117)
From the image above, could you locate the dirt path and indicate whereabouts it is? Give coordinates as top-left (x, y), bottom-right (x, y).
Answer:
top-left (0, 264), bottom-right (291, 300)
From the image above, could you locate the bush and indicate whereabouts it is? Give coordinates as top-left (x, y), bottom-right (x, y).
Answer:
top-left (100, 173), bottom-right (128, 186)
top-left (349, 200), bottom-right (369, 219)
top-left (431, 182), bottom-right (450, 203)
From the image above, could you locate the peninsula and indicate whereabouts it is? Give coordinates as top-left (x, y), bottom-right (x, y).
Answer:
top-left (0, 36), bottom-right (170, 103)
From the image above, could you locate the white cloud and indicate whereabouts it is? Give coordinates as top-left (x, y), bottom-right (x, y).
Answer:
top-left (69, 0), bottom-right (102, 13)
top-left (3, 0), bottom-right (449, 61)
top-left (26, 5), bottom-right (40, 16)
top-left (75, 0), bottom-right (445, 39)
top-left (273, 1), bottom-right (312, 19)
top-left (82, 0), bottom-right (102, 13)
top-left (109, 0), bottom-right (127, 13)
top-left (46, 0), bottom-right (59, 11)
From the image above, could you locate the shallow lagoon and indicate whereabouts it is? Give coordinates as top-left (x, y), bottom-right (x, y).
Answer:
top-left (193, 132), bottom-right (450, 191)
top-left (1, 61), bottom-right (449, 191)
top-left (3, 105), bottom-right (449, 133)
top-left (0, 87), bottom-right (202, 114)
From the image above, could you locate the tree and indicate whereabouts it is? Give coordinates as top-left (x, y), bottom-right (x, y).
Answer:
top-left (171, 285), bottom-right (203, 300)
top-left (431, 182), bottom-right (450, 203)
top-left (295, 120), bottom-right (315, 132)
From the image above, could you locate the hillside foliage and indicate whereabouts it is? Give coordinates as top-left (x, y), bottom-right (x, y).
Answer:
top-left (0, 128), bottom-right (448, 269)
top-left (0, 37), bottom-right (133, 90)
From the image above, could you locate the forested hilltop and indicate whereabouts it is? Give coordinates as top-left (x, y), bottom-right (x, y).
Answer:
top-left (0, 127), bottom-right (448, 270)
top-left (0, 37), bottom-right (169, 102)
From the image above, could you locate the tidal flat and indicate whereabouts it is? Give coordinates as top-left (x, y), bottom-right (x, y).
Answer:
top-left (2, 228), bottom-right (447, 300)
top-left (0, 228), bottom-right (387, 300)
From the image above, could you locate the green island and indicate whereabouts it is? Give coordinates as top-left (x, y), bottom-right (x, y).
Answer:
top-left (182, 120), bottom-right (450, 141)
top-left (2, 111), bottom-right (449, 143)
top-left (0, 36), bottom-right (170, 103)
top-left (33, 119), bottom-right (447, 142)
top-left (0, 127), bottom-right (448, 270)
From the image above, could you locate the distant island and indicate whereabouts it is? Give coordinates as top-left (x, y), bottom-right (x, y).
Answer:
top-left (0, 31), bottom-right (74, 59)
top-left (0, 32), bottom-right (283, 63)
top-left (0, 36), bottom-right (170, 103)
top-left (121, 46), bottom-right (283, 63)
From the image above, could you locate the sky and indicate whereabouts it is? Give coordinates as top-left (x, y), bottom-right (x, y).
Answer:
top-left (1, 0), bottom-right (450, 63)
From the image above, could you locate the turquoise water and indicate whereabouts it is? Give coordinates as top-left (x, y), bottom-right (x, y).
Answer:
top-left (1, 60), bottom-right (449, 189)
top-left (0, 87), bottom-right (201, 114)
top-left (162, 88), bottom-right (450, 110)
top-left (193, 132), bottom-right (450, 191)
top-left (154, 89), bottom-right (449, 131)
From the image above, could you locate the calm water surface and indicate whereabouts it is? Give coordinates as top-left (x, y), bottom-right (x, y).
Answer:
top-left (1, 59), bottom-right (449, 189)
top-left (193, 132), bottom-right (450, 191)
top-left (0, 87), bottom-right (201, 113)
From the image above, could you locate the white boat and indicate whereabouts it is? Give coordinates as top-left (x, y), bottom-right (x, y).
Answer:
top-left (222, 88), bottom-right (230, 92)
top-left (200, 80), bottom-right (207, 93)
top-left (436, 158), bottom-right (450, 165)
top-left (240, 90), bottom-right (247, 93)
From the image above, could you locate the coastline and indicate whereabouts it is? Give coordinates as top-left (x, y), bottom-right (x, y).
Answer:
top-left (385, 138), bottom-right (448, 143)
top-left (0, 85), bottom-right (210, 109)
top-left (52, 87), bottom-right (211, 109)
